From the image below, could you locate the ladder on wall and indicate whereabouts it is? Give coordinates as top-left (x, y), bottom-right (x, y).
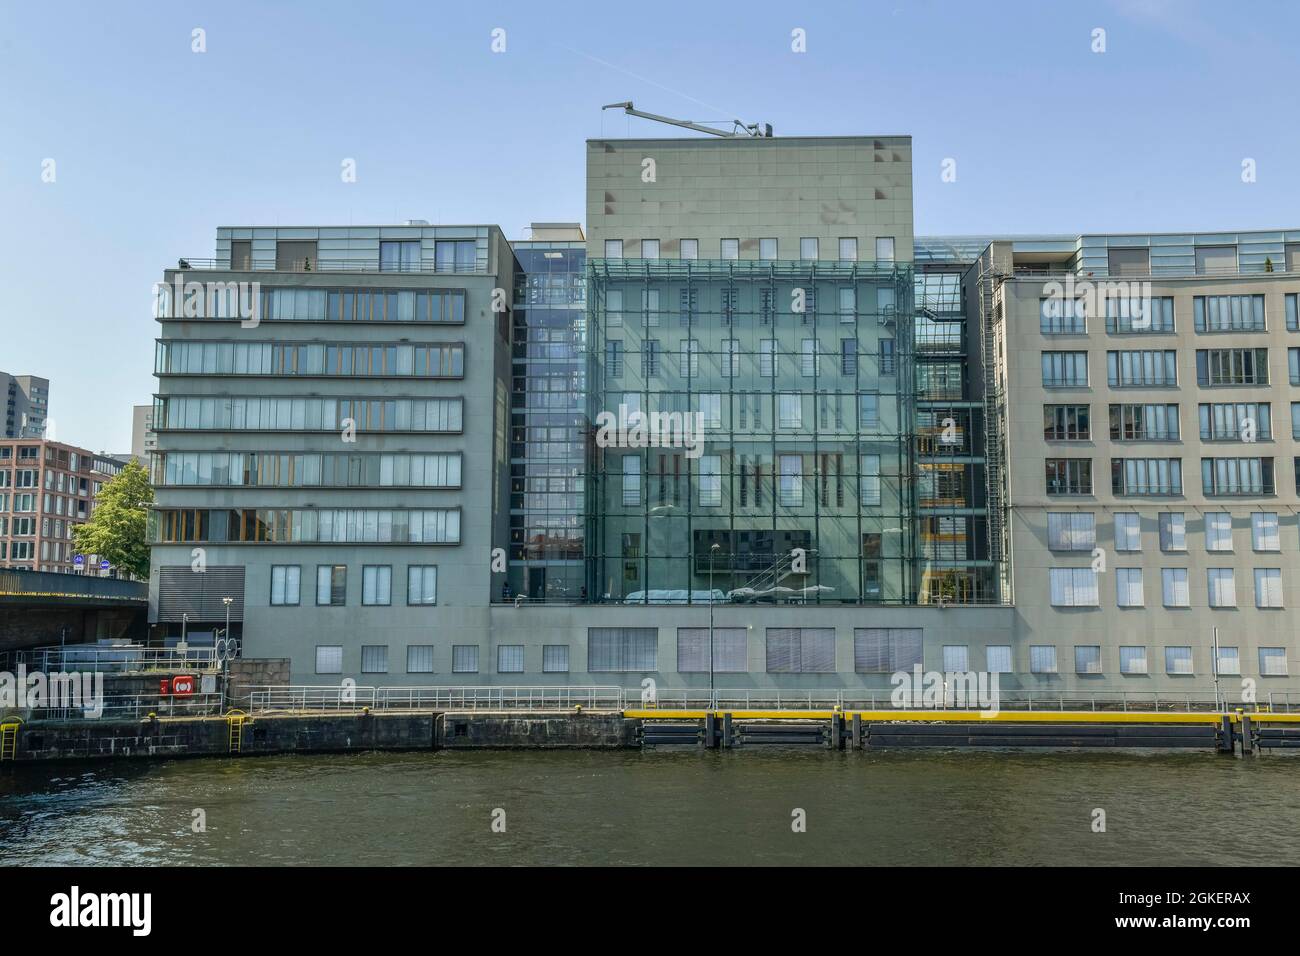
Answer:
top-left (226, 712), bottom-right (248, 754)
top-left (0, 720), bottom-right (20, 762)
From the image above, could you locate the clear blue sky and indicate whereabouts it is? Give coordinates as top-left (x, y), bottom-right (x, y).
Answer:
top-left (2, 0), bottom-right (1297, 452)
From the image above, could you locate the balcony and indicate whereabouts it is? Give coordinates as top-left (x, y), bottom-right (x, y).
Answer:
top-left (174, 258), bottom-right (483, 275)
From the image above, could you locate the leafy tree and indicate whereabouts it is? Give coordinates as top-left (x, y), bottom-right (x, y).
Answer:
top-left (72, 460), bottom-right (153, 579)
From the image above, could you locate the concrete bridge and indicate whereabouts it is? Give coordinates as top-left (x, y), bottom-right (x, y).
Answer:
top-left (0, 569), bottom-right (147, 653)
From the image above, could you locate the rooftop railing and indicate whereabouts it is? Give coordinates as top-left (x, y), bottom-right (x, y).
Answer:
top-left (173, 258), bottom-right (484, 275)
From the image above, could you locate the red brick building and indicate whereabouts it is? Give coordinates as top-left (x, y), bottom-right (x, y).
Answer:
top-left (0, 439), bottom-right (126, 573)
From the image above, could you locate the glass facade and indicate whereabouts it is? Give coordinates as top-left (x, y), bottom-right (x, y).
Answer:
top-left (507, 243), bottom-right (587, 602)
top-left (584, 257), bottom-right (919, 605)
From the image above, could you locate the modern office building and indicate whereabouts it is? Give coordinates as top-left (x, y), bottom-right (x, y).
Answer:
top-left (144, 128), bottom-right (1300, 699)
top-left (0, 438), bottom-right (121, 573)
top-left (2, 373), bottom-right (50, 439)
top-left (129, 404), bottom-right (157, 466)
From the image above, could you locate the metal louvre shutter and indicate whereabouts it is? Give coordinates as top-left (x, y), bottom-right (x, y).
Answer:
top-left (800, 629), bottom-right (836, 673)
top-left (856, 627), bottom-right (923, 672)
top-left (588, 628), bottom-right (657, 672)
top-left (766, 628), bottom-right (800, 673)
top-left (853, 629), bottom-right (889, 673)
top-left (157, 566), bottom-right (245, 622)
top-left (677, 628), bottom-right (747, 673)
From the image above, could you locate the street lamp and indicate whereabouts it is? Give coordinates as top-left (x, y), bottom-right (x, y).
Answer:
top-left (221, 597), bottom-right (233, 712)
top-left (708, 543), bottom-right (721, 708)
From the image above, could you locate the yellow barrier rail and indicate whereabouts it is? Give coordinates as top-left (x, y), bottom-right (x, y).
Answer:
top-left (623, 709), bottom-right (1300, 724)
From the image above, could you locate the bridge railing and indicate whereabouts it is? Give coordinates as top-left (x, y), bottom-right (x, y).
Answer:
top-left (242, 684), bottom-right (625, 713)
top-left (0, 646), bottom-right (219, 674)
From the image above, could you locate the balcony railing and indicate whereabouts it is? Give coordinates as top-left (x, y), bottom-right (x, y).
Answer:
top-left (175, 258), bottom-right (483, 275)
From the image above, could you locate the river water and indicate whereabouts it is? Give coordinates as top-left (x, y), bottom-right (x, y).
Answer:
top-left (2, 750), bottom-right (1297, 866)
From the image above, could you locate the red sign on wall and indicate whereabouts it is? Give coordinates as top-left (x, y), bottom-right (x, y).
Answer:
top-left (171, 675), bottom-right (196, 696)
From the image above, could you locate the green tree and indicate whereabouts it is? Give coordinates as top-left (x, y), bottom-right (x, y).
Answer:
top-left (72, 460), bottom-right (154, 579)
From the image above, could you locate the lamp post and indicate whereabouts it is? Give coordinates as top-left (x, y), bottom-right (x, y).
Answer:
top-left (708, 543), bottom-right (720, 708)
top-left (1212, 625), bottom-right (1222, 711)
top-left (221, 597), bottom-right (233, 712)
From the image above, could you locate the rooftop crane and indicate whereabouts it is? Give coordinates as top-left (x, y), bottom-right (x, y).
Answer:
top-left (601, 101), bottom-right (773, 138)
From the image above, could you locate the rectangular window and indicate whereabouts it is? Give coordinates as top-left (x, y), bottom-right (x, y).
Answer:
top-left (879, 338), bottom-right (896, 375)
top-left (640, 239), bottom-right (659, 260)
top-left (1194, 294), bottom-right (1265, 332)
top-left (1259, 647), bottom-right (1289, 676)
top-left (1207, 568), bottom-right (1237, 608)
top-left (1043, 404), bottom-right (1091, 441)
top-left (1047, 512), bottom-right (1096, 551)
top-left (1041, 351), bottom-right (1088, 387)
top-left (542, 645), bottom-right (570, 673)
top-left (941, 645), bottom-right (969, 673)
top-left (361, 565), bottom-right (391, 605)
top-left (1106, 350), bottom-right (1177, 387)
top-left (378, 240), bottom-right (420, 272)
top-left (1114, 513), bottom-right (1141, 552)
top-left (1110, 403), bottom-right (1180, 441)
top-left (778, 393), bottom-right (802, 429)
top-left (679, 239), bottom-right (698, 260)
top-left (1029, 645), bottom-right (1058, 674)
top-left (839, 237), bottom-right (858, 261)
top-left (765, 627), bottom-right (836, 674)
top-left (759, 238), bottom-right (777, 260)
top-left (407, 565), bottom-right (437, 605)
top-left (361, 645), bottom-right (388, 674)
top-left (406, 645), bottom-right (435, 673)
top-left (1075, 645), bottom-right (1103, 674)
top-left (859, 455), bottom-right (881, 506)
top-left (1045, 458), bottom-right (1092, 495)
top-left (588, 627), bottom-right (657, 672)
top-left (1201, 457), bottom-right (1275, 496)
top-left (1111, 458), bottom-right (1182, 496)
top-left (452, 645), bottom-right (479, 673)
top-left (316, 564), bottom-right (346, 606)
top-left (1049, 568), bottom-right (1099, 606)
top-left (1251, 512), bottom-right (1280, 552)
top-left (1196, 348), bottom-right (1269, 386)
top-left (1199, 401), bottom-right (1272, 442)
top-left (853, 628), bottom-right (923, 672)
top-left (778, 455), bottom-right (804, 507)
top-left (841, 339), bottom-right (858, 375)
top-left (604, 239), bottom-right (623, 259)
top-left (605, 340), bottom-right (623, 378)
top-left (1165, 646), bottom-right (1194, 675)
top-left (858, 393), bottom-right (880, 429)
top-left (1105, 295), bottom-right (1174, 333)
top-left (720, 238), bottom-right (739, 260)
top-left (270, 565), bottom-right (300, 606)
top-left (622, 454), bottom-right (641, 506)
top-left (985, 645), bottom-right (1013, 674)
top-left (801, 339), bottom-right (819, 377)
top-left (1206, 512), bottom-right (1233, 551)
top-left (315, 645), bottom-right (343, 674)
top-left (497, 645), bottom-right (525, 673)
top-left (1254, 568), bottom-right (1283, 608)
top-left (800, 237), bottom-right (819, 260)
top-left (1159, 512), bottom-right (1186, 551)
top-left (677, 627), bottom-right (748, 672)
top-left (875, 237), bottom-right (895, 262)
top-left (698, 455), bottom-right (721, 507)
top-left (1119, 646), bottom-right (1148, 675)
top-left (1116, 568), bottom-right (1144, 607)
top-left (1161, 568), bottom-right (1190, 607)
top-left (1040, 297), bottom-right (1087, 334)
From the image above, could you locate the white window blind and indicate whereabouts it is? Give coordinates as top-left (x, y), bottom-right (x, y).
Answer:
top-left (1114, 513), bottom-right (1141, 552)
top-left (1116, 568), bottom-right (1144, 607)
top-left (1049, 568), bottom-right (1099, 606)
top-left (676, 628), bottom-right (748, 673)
top-left (1162, 568), bottom-right (1190, 607)
top-left (1208, 568), bottom-right (1237, 607)
top-left (1251, 512), bottom-right (1280, 552)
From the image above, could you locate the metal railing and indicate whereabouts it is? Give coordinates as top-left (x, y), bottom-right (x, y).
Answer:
top-left (633, 688), bottom-right (1296, 714)
top-left (5, 693), bottom-right (224, 721)
top-left (0, 646), bottom-right (218, 674)
top-left (176, 258), bottom-right (483, 275)
top-left (243, 684), bottom-right (625, 714)
top-left (235, 684), bottom-right (1298, 715)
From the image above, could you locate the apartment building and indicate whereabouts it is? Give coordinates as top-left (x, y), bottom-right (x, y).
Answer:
top-left (2, 373), bottom-right (49, 439)
top-left (147, 223), bottom-right (515, 654)
top-left (972, 231), bottom-right (1300, 689)
top-left (0, 438), bottom-right (121, 573)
